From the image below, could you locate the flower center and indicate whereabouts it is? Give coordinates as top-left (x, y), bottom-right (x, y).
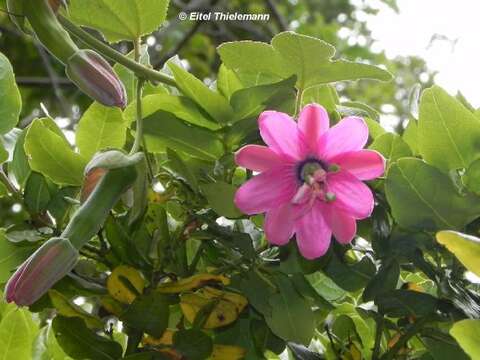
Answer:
top-left (293, 158), bottom-right (338, 206)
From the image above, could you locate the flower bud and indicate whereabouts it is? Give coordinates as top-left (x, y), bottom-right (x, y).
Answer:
top-left (5, 237), bottom-right (79, 306)
top-left (66, 49), bottom-right (127, 109)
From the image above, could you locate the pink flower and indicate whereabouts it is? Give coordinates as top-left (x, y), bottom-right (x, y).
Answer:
top-left (234, 104), bottom-right (385, 259)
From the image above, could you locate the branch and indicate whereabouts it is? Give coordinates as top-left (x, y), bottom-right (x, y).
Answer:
top-left (16, 76), bottom-right (73, 86)
top-left (264, 0), bottom-right (288, 31)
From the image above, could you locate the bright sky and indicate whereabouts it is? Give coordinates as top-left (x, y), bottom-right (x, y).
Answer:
top-left (365, 0), bottom-right (480, 108)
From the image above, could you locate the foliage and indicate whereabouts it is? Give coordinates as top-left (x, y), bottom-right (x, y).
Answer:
top-left (0, 0), bottom-right (479, 359)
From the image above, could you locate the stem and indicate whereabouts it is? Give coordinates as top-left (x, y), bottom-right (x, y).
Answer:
top-left (380, 317), bottom-right (430, 360)
top-left (0, 170), bottom-right (21, 200)
top-left (294, 87), bottom-right (304, 118)
top-left (57, 15), bottom-right (177, 87)
top-left (130, 38), bottom-right (145, 155)
top-left (372, 317), bottom-right (384, 360)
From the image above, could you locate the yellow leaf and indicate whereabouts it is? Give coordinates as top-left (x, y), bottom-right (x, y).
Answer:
top-left (144, 329), bottom-right (175, 346)
top-left (107, 265), bottom-right (145, 304)
top-left (180, 287), bottom-right (247, 329)
top-left (436, 231), bottom-right (480, 276)
top-left (211, 344), bottom-right (246, 360)
top-left (100, 296), bottom-right (126, 317)
top-left (157, 274), bottom-right (230, 294)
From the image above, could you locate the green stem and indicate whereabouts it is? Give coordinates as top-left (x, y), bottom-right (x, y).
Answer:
top-left (57, 15), bottom-right (177, 87)
top-left (130, 38), bottom-right (145, 155)
top-left (380, 317), bottom-right (430, 360)
top-left (294, 87), bottom-right (304, 118)
top-left (0, 170), bottom-right (21, 200)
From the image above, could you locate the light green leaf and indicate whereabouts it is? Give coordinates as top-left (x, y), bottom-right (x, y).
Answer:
top-left (69, 0), bottom-right (170, 43)
top-left (0, 306), bottom-right (38, 360)
top-left (24, 172), bottom-right (54, 214)
top-left (200, 182), bottom-right (242, 218)
top-left (403, 119), bottom-right (419, 155)
top-left (218, 32), bottom-right (392, 91)
top-left (143, 111), bottom-right (224, 161)
top-left (301, 85), bottom-right (339, 113)
top-left (436, 231), bottom-right (480, 277)
top-left (463, 158), bottom-right (480, 195)
top-left (125, 94), bottom-right (220, 130)
top-left (418, 86), bottom-right (480, 172)
top-left (76, 102), bottom-right (127, 159)
top-left (0, 52), bottom-right (21, 134)
top-left (9, 128), bottom-right (31, 187)
top-left (369, 133), bottom-right (412, 165)
top-left (24, 119), bottom-right (86, 186)
top-left (450, 319), bottom-right (480, 359)
top-left (168, 62), bottom-right (234, 124)
top-left (0, 229), bottom-right (35, 283)
top-left (0, 145), bottom-right (7, 164)
top-left (217, 64), bottom-right (243, 101)
top-left (385, 158), bottom-right (480, 231)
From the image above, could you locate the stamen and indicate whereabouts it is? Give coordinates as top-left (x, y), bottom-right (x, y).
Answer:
top-left (325, 192), bottom-right (336, 202)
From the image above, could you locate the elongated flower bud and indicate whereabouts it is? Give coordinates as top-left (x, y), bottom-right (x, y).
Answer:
top-left (66, 50), bottom-right (127, 108)
top-left (5, 237), bottom-right (79, 306)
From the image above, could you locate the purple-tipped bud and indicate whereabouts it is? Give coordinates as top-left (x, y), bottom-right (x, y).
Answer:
top-left (5, 237), bottom-right (79, 306)
top-left (66, 49), bottom-right (127, 109)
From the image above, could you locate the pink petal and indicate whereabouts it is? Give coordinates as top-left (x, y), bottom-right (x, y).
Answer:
top-left (258, 111), bottom-right (306, 160)
top-left (324, 206), bottom-right (357, 244)
top-left (330, 150), bottom-right (385, 180)
top-left (234, 165), bottom-right (296, 215)
top-left (265, 203), bottom-right (296, 245)
top-left (298, 104), bottom-right (329, 153)
top-left (294, 204), bottom-right (332, 259)
top-left (318, 116), bottom-right (369, 160)
top-left (327, 171), bottom-right (374, 219)
top-left (235, 145), bottom-right (284, 172)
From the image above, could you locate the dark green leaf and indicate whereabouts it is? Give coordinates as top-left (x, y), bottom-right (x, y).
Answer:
top-left (173, 329), bottom-right (213, 360)
top-left (376, 290), bottom-right (438, 317)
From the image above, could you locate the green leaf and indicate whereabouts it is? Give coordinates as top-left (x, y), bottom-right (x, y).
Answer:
top-left (265, 275), bottom-right (315, 345)
top-left (369, 133), bottom-right (412, 165)
top-left (418, 86), bottom-right (480, 172)
top-left (121, 292), bottom-right (169, 337)
top-left (168, 61), bottom-right (234, 124)
top-left (200, 182), bottom-right (241, 218)
top-left (362, 261), bottom-right (400, 302)
top-left (450, 319), bottom-right (480, 359)
top-left (52, 316), bottom-right (123, 360)
top-left (464, 158), bottom-right (480, 195)
top-left (172, 329), bottom-right (213, 360)
top-left (76, 103), bottom-right (127, 160)
top-left (423, 336), bottom-right (469, 360)
top-left (0, 52), bottom-right (21, 134)
top-left (143, 111), bottom-right (224, 161)
top-left (376, 289), bottom-right (438, 317)
top-left (125, 94), bottom-right (220, 130)
top-left (436, 231), bottom-right (480, 277)
top-left (218, 31), bottom-right (392, 91)
top-left (385, 158), bottom-right (480, 231)
top-left (0, 229), bottom-right (35, 282)
top-left (323, 251), bottom-right (376, 292)
top-left (24, 120), bottom-right (87, 186)
top-left (165, 148), bottom-right (198, 192)
top-left (24, 172), bottom-right (55, 214)
top-left (230, 76), bottom-right (296, 121)
top-left (69, 0), bottom-right (170, 43)
top-left (49, 290), bottom-right (103, 329)
top-left (0, 306), bottom-right (38, 360)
